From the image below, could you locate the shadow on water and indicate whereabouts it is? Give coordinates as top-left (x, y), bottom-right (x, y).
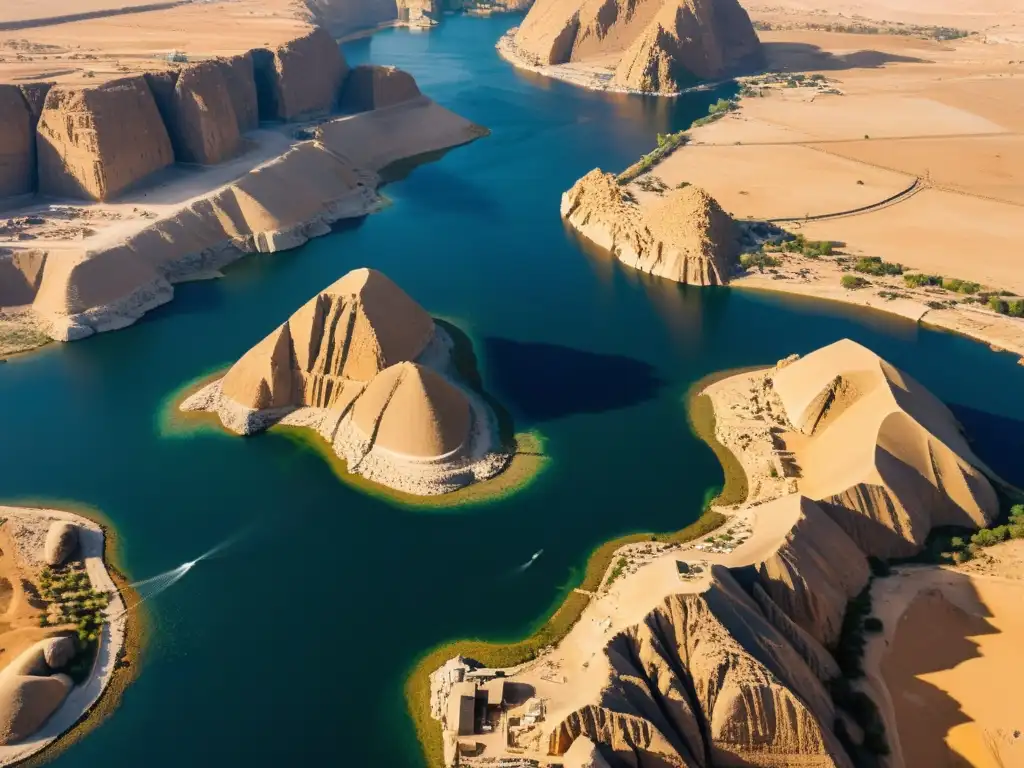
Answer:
top-left (482, 337), bottom-right (664, 423)
top-left (385, 160), bottom-right (503, 217)
top-left (948, 403), bottom-right (1024, 491)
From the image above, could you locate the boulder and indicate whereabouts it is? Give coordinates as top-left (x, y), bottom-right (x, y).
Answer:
top-left (44, 522), bottom-right (78, 567)
top-left (41, 637), bottom-right (76, 670)
top-left (36, 76), bottom-right (174, 201)
top-left (340, 65), bottom-right (421, 113)
top-left (0, 640), bottom-right (75, 745)
top-left (0, 85), bottom-right (34, 197)
top-left (252, 27), bottom-right (348, 121)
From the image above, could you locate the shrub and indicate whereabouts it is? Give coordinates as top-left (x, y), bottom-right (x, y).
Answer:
top-left (949, 536), bottom-right (966, 550)
top-left (708, 97), bottom-right (736, 115)
top-left (953, 548), bottom-right (974, 563)
top-left (1011, 504), bottom-right (1024, 520)
top-left (1010, 523), bottom-right (1024, 540)
top-left (942, 277), bottom-right (981, 294)
top-left (854, 256), bottom-right (903, 276)
top-left (676, 181), bottom-right (691, 189)
top-left (863, 617), bottom-right (884, 633)
top-left (1008, 300), bottom-right (1024, 318)
top-left (740, 252), bottom-right (782, 272)
top-left (842, 275), bottom-right (869, 290)
top-left (904, 273), bottom-right (942, 288)
top-left (988, 296), bottom-right (1009, 314)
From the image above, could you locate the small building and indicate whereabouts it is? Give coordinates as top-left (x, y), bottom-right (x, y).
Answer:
top-left (447, 681), bottom-right (477, 737)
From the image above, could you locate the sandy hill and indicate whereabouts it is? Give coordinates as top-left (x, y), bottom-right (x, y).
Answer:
top-left (511, 0), bottom-right (762, 93)
top-left (182, 268), bottom-right (511, 495)
top-left (218, 267), bottom-right (435, 424)
top-left (773, 339), bottom-right (999, 558)
top-left (561, 168), bottom-right (738, 285)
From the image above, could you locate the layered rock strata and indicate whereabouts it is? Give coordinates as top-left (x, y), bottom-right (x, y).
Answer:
top-left (549, 568), bottom-right (851, 768)
top-left (181, 268), bottom-right (510, 495)
top-left (562, 169), bottom-right (737, 285)
top-left (36, 76), bottom-right (175, 201)
top-left (0, 86), bottom-right (34, 198)
top-left (19, 97), bottom-right (483, 341)
top-left (512, 0), bottom-right (762, 93)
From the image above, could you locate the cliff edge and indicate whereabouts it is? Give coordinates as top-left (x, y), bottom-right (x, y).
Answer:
top-left (561, 168), bottom-right (737, 285)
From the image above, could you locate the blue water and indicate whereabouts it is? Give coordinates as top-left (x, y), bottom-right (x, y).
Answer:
top-left (1, 14), bottom-right (1023, 767)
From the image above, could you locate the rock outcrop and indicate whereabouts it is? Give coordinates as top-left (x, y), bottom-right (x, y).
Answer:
top-left (215, 267), bottom-right (435, 431)
top-left (36, 76), bottom-right (174, 201)
top-left (513, 0), bottom-right (762, 92)
top-left (772, 339), bottom-right (1000, 558)
top-left (0, 639), bottom-right (75, 745)
top-left (302, 0), bottom-right (403, 37)
top-left (40, 637), bottom-right (76, 671)
top-left (550, 568), bottom-right (851, 768)
top-left (752, 495), bottom-right (870, 647)
top-left (0, 85), bottom-right (35, 198)
top-left (561, 169), bottom-right (737, 285)
top-left (340, 65), bottom-right (421, 113)
top-left (145, 61), bottom-right (245, 165)
top-left (44, 521), bottom-right (78, 566)
top-left (181, 268), bottom-right (511, 495)
top-left (0, 251), bottom-right (46, 307)
top-left (22, 95), bottom-right (484, 341)
top-left (252, 27), bottom-right (348, 121)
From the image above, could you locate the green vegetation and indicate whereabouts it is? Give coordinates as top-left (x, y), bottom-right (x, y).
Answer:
top-left (942, 277), bottom-right (981, 294)
top-left (38, 565), bottom-right (111, 684)
top-left (983, 296), bottom-right (1024, 317)
top-left (691, 97), bottom-right (739, 128)
top-left (854, 256), bottom-right (903, 276)
top-left (775, 233), bottom-right (834, 258)
top-left (617, 130), bottom-right (690, 184)
top-left (753, 19), bottom-right (970, 40)
top-left (830, 583), bottom-right (889, 762)
top-left (0, 321), bottom-right (51, 358)
top-left (903, 273), bottom-right (942, 288)
top-left (606, 556), bottom-right (629, 587)
top-left (689, 385), bottom-right (750, 507)
top-left (841, 275), bottom-right (869, 290)
top-left (739, 252), bottom-right (782, 272)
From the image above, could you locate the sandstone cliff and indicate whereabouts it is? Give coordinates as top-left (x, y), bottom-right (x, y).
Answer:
top-left (145, 59), bottom-right (253, 165)
top-left (302, 0), bottom-right (400, 37)
top-left (0, 85), bottom-right (35, 198)
top-left (36, 76), bottom-right (174, 201)
top-left (549, 568), bottom-right (851, 768)
top-left (340, 65), bottom-right (421, 113)
top-left (752, 495), bottom-right (870, 648)
top-left (513, 0), bottom-right (761, 92)
top-left (772, 339), bottom-right (1000, 558)
top-left (561, 169), bottom-right (737, 285)
top-left (252, 27), bottom-right (348, 121)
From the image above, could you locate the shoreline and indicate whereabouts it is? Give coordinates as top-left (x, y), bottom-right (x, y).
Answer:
top-left (406, 379), bottom-right (732, 767)
top-left (0, 502), bottom-right (141, 767)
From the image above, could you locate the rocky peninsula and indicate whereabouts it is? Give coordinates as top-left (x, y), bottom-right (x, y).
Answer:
top-left (0, 505), bottom-right (126, 766)
top-left (425, 338), bottom-right (1007, 767)
top-left (498, 0), bottom-right (763, 94)
top-left (181, 268), bottom-right (514, 497)
top-left (0, 5), bottom-right (487, 357)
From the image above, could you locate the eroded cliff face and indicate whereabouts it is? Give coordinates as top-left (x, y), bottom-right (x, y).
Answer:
top-left (252, 27), bottom-right (348, 121)
top-left (36, 76), bottom-right (174, 201)
top-left (0, 85), bottom-right (35, 198)
top-left (561, 169), bottom-right (737, 285)
top-left (550, 568), bottom-right (851, 768)
top-left (514, 0), bottom-right (761, 92)
top-left (302, 0), bottom-right (399, 37)
top-left (340, 65), bottom-right (421, 112)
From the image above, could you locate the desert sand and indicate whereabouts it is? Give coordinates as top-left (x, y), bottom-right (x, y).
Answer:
top-left (425, 339), bottom-right (1002, 767)
top-left (0, 2), bottom-right (488, 357)
top-left (543, 0), bottom-right (1023, 359)
top-left (181, 268), bottom-right (514, 496)
top-left (0, 506), bottom-right (126, 766)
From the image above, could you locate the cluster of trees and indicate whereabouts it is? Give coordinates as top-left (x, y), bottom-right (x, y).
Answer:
top-left (949, 504), bottom-right (1024, 562)
top-left (986, 296), bottom-right (1024, 317)
top-left (38, 566), bottom-right (110, 646)
top-left (773, 233), bottom-right (833, 257)
top-left (740, 252), bottom-right (782, 272)
top-left (854, 256), bottom-right (903, 276)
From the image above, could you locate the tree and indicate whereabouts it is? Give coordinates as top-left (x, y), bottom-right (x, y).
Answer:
top-left (988, 295), bottom-right (1009, 314)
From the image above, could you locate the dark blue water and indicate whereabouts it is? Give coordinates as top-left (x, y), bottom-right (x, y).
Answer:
top-left (2, 15), bottom-right (1023, 767)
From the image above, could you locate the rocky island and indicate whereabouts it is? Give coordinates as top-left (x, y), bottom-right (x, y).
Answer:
top-left (0, 3), bottom-right (487, 358)
top-left (0, 506), bottom-right (126, 766)
top-left (424, 338), bottom-right (1009, 767)
top-left (181, 268), bottom-right (514, 496)
top-left (498, 0), bottom-right (763, 94)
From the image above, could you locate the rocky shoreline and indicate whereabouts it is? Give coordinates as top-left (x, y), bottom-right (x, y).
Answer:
top-left (0, 506), bottom-right (127, 766)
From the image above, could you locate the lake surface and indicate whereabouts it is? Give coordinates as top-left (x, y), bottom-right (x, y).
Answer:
top-left (3, 14), bottom-right (1024, 767)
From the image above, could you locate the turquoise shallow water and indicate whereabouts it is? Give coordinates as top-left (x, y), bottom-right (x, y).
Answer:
top-left (2, 14), bottom-right (1024, 767)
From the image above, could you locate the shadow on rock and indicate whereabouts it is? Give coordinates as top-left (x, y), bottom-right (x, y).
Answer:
top-left (482, 337), bottom-right (664, 423)
top-left (762, 42), bottom-right (930, 73)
